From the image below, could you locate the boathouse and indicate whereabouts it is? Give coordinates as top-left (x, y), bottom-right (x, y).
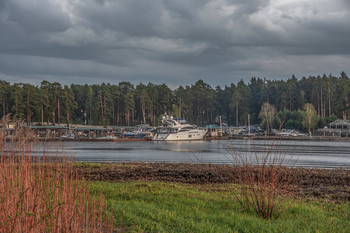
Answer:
top-left (318, 120), bottom-right (350, 137)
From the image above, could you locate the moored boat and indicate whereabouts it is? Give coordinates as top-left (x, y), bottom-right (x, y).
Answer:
top-left (153, 115), bottom-right (207, 141)
top-left (122, 124), bottom-right (154, 139)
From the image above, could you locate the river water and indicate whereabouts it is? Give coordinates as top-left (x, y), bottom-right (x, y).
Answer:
top-left (56, 140), bottom-right (350, 169)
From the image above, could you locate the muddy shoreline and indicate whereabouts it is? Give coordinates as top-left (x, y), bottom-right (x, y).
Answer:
top-left (75, 162), bottom-right (350, 203)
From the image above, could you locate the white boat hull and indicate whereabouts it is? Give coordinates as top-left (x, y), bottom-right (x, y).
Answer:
top-left (153, 129), bottom-right (207, 141)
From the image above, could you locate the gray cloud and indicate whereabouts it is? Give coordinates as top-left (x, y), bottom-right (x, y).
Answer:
top-left (8, 0), bottom-right (70, 33)
top-left (0, 0), bottom-right (349, 86)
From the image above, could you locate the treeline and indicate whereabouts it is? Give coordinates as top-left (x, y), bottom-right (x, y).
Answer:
top-left (0, 72), bottom-right (349, 127)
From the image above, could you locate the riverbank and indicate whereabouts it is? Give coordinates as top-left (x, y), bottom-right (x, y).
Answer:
top-left (75, 162), bottom-right (350, 203)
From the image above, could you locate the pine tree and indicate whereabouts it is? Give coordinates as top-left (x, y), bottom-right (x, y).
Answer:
top-left (62, 85), bottom-right (76, 127)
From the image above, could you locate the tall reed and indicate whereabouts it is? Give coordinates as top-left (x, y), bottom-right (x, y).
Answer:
top-left (0, 117), bottom-right (113, 232)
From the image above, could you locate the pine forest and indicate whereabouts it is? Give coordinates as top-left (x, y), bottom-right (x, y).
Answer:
top-left (1, 72), bottom-right (349, 131)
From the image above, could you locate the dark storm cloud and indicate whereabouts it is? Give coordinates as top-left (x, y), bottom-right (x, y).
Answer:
top-left (0, 0), bottom-right (349, 86)
top-left (0, 0), bottom-right (71, 46)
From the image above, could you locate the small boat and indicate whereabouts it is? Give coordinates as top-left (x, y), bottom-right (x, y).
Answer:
top-left (153, 115), bottom-right (207, 141)
top-left (122, 124), bottom-right (154, 139)
top-left (122, 131), bottom-right (151, 139)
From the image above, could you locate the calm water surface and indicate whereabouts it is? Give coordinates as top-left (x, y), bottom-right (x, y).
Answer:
top-left (56, 140), bottom-right (350, 169)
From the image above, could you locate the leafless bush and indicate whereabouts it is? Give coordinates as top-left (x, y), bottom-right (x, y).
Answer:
top-left (0, 117), bottom-right (113, 232)
top-left (225, 140), bottom-right (295, 219)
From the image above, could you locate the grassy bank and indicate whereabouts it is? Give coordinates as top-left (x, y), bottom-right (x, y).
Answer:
top-left (90, 181), bottom-right (350, 233)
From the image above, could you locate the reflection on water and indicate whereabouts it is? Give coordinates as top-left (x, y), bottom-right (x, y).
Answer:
top-left (157, 148), bottom-right (212, 153)
top-left (71, 148), bottom-right (133, 151)
top-left (47, 140), bottom-right (350, 169)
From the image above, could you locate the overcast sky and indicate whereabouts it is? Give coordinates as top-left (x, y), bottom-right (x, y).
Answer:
top-left (0, 0), bottom-right (349, 87)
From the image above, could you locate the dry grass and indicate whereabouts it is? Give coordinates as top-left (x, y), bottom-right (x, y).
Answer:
top-left (0, 117), bottom-right (113, 232)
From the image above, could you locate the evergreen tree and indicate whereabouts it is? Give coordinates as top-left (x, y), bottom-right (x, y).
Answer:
top-left (11, 83), bottom-right (25, 120)
top-left (85, 85), bottom-right (94, 125)
top-left (62, 85), bottom-right (76, 127)
top-left (135, 83), bottom-right (150, 124)
top-left (22, 84), bottom-right (38, 125)
top-left (119, 82), bottom-right (135, 126)
top-left (0, 81), bottom-right (11, 118)
top-left (39, 81), bottom-right (50, 125)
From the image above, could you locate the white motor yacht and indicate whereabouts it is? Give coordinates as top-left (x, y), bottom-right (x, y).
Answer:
top-left (153, 115), bottom-right (207, 141)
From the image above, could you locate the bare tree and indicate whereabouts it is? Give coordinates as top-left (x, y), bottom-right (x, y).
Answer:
top-left (259, 102), bottom-right (276, 136)
top-left (303, 103), bottom-right (319, 135)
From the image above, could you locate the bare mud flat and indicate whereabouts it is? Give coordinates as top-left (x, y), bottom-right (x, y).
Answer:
top-left (75, 162), bottom-right (350, 203)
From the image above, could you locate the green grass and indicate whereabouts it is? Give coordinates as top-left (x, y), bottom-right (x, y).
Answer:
top-left (90, 181), bottom-right (350, 233)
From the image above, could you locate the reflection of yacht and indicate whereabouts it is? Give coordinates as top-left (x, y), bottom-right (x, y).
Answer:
top-left (153, 115), bottom-right (207, 141)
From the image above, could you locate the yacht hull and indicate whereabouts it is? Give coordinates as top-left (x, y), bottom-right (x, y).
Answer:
top-left (153, 130), bottom-right (207, 141)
